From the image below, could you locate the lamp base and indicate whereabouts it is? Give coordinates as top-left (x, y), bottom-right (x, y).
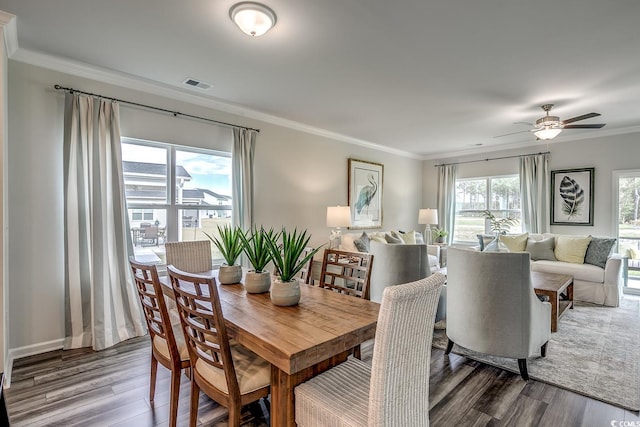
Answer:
top-left (329, 229), bottom-right (342, 250)
top-left (424, 226), bottom-right (433, 245)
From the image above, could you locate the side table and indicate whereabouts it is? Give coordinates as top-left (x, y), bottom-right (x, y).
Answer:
top-left (435, 243), bottom-right (448, 268)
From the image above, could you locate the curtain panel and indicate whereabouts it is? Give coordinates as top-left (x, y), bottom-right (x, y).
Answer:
top-left (520, 153), bottom-right (549, 234)
top-left (232, 128), bottom-right (257, 230)
top-left (63, 93), bottom-right (145, 350)
top-left (437, 164), bottom-right (457, 244)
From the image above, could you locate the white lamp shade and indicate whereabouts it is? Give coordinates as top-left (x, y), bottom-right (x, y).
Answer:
top-left (327, 206), bottom-right (352, 228)
top-left (230, 2), bottom-right (277, 36)
top-left (534, 127), bottom-right (562, 140)
top-left (418, 208), bottom-right (438, 225)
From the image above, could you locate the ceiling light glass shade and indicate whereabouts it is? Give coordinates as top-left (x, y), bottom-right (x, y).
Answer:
top-left (534, 127), bottom-right (562, 140)
top-left (230, 2), bottom-right (277, 36)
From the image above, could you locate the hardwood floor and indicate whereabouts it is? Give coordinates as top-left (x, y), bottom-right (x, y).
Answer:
top-left (4, 335), bottom-right (640, 426)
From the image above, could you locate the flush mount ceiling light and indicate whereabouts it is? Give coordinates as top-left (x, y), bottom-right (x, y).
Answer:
top-left (229, 2), bottom-right (277, 37)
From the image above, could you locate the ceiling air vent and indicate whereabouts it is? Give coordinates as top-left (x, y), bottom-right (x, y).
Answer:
top-left (182, 78), bottom-right (213, 91)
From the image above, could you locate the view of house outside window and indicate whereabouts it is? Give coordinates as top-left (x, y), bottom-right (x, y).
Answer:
top-left (121, 138), bottom-right (232, 265)
top-left (453, 175), bottom-right (521, 243)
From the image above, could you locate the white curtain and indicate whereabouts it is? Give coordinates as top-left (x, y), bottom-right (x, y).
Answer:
top-left (437, 164), bottom-right (457, 244)
top-left (520, 153), bottom-right (549, 234)
top-left (63, 93), bottom-right (145, 350)
top-left (232, 128), bottom-right (257, 230)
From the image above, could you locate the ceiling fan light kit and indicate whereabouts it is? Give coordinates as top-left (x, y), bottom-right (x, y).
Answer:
top-left (534, 127), bottom-right (562, 140)
top-left (230, 2), bottom-right (277, 37)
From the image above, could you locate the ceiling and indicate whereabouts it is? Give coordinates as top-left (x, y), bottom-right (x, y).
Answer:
top-left (1, 0), bottom-right (640, 158)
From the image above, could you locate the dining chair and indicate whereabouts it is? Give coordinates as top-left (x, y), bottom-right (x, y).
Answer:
top-left (295, 273), bottom-right (446, 426)
top-left (318, 249), bottom-right (374, 300)
top-left (167, 265), bottom-right (271, 427)
top-left (129, 258), bottom-right (190, 427)
top-left (165, 240), bottom-right (212, 273)
top-left (296, 246), bottom-right (316, 285)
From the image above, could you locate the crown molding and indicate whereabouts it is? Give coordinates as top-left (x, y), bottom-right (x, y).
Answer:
top-left (9, 47), bottom-right (422, 160)
top-left (0, 11), bottom-right (17, 56)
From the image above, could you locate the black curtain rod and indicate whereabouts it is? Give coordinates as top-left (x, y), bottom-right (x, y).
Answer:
top-left (434, 151), bottom-right (550, 167)
top-left (54, 85), bottom-right (260, 133)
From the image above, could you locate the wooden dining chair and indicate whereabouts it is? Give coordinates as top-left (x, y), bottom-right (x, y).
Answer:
top-left (167, 265), bottom-right (271, 427)
top-left (318, 249), bottom-right (374, 300)
top-left (129, 258), bottom-right (190, 427)
top-left (165, 240), bottom-right (212, 273)
top-left (295, 273), bottom-right (446, 427)
top-left (318, 249), bottom-right (374, 358)
top-left (296, 246), bottom-right (316, 285)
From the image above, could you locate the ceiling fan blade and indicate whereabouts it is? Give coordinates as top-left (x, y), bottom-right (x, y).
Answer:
top-left (493, 129), bottom-right (532, 138)
top-left (563, 123), bottom-right (606, 129)
top-left (562, 112), bottom-right (600, 124)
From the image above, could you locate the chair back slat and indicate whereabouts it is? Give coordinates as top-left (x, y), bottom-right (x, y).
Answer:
top-left (129, 257), bottom-right (180, 362)
top-left (167, 265), bottom-right (240, 394)
top-left (165, 240), bottom-right (213, 273)
top-left (319, 249), bottom-right (374, 300)
top-left (296, 247), bottom-right (316, 285)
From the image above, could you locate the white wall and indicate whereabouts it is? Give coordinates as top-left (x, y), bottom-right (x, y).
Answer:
top-left (6, 60), bottom-right (424, 351)
top-left (423, 134), bottom-right (640, 237)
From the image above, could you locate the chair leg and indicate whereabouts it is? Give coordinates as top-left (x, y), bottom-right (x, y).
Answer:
top-left (189, 379), bottom-right (200, 427)
top-left (228, 405), bottom-right (241, 427)
top-left (149, 353), bottom-right (158, 403)
top-left (518, 359), bottom-right (529, 381)
top-left (541, 341), bottom-right (548, 358)
top-left (445, 338), bottom-right (454, 355)
top-left (168, 369), bottom-right (181, 427)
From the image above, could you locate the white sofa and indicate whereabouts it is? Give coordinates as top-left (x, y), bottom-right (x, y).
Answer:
top-left (478, 233), bottom-right (623, 307)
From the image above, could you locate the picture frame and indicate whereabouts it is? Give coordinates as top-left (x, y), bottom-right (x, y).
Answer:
top-left (551, 167), bottom-right (594, 226)
top-left (348, 158), bottom-right (383, 229)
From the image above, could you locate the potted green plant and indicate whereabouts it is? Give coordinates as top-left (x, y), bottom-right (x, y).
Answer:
top-left (206, 224), bottom-right (244, 284)
top-left (265, 228), bottom-right (321, 306)
top-left (239, 226), bottom-right (277, 293)
top-left (432, 227), bottom-right (448, 244)
top-left (481, 210), bottom-right (517, 252)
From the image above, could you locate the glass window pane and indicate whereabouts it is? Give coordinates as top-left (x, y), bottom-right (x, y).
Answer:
top-left (178, 208), bottom-right (231, 262)
top-left (175, 150), bottom-right (232, 216)
top-left (128, 208), bottom-right (167, 263)
top-left (490, 176), bottom-right (522, 233)
top-left (454, 179), bottom-right (487, 242)
top-left (122, 142), bottom-right (168, 204)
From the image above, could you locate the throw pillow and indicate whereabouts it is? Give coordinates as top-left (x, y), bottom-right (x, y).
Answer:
top-left (630, 248), bottom-right (640, 259)
top-left (584, 237), bottom-right (616, 268)
top-left (414, 231), bottom-right (425, 244)
top-left (353, 232), bottom-right (371, 252)
top-left (385, 232), bottom-right (403, 244)
top-left (400, 230), bottom-right (417, 244)
top-left (340, 234), bottom-right (358, 252)
top-left (526, 237), bottom-right (556, 261)
top-left (499, 232), bottom-right (529, 252)
top-left (370, 234), bottom-right (386, 243)
top-left (390, 230), bottom-right (405, 242)
top-left (554, 235), bottom-right (592, 264)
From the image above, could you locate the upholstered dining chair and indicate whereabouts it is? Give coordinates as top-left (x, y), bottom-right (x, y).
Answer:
top-left (129, 258), bottom-right (190, 427)
top-left (295, 273), bottom-right (446, 426)
top-left (167, 265), bottom-right (271, 427)
top-left (165, 240), bottom-right (212, 273)
top-left (445, 247), bottom-right (551, 380)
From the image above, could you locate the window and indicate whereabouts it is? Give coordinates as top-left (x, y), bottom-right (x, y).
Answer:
top-left (122, 138), bottom-right (232, 264)
top-left (453, 175), bottom-right (521, 242)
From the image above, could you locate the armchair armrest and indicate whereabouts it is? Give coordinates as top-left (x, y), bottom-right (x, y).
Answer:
top-left (427, 244), bottom-right (440, 259)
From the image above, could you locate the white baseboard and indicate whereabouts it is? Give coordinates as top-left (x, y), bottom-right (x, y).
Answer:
top-left (4, 338), bottom-right (65, 387)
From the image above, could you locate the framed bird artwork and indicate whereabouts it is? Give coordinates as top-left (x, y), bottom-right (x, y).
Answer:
top-left (551, 167), bottom-right (594, 225)
top-left (348, 158), bottom-right (383, 229)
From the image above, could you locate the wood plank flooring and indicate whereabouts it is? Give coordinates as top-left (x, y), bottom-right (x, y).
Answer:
top-left (4, 335), bottom-right (640, 426)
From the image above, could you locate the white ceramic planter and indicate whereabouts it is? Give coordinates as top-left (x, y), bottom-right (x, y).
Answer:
top-left (218, 264), bottom-right (242, 285)
top-left (244, 270), bottom-right (271, 293)
top-left (270, 279), bottom-right (301, 306)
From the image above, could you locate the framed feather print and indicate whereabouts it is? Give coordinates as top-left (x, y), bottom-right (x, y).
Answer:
top-left (348, 158), bottom-right (383, 229)
top-left (551, 167), bottom-right (594, 225)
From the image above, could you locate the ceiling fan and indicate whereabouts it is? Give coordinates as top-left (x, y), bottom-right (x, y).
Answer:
top-left (494, 104), bottom-right (606, 140)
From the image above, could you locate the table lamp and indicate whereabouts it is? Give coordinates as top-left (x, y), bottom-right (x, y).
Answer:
top-left (418, 208), bottom-right (438, 245)
top-left (327, 206), bottom-right (352, 249)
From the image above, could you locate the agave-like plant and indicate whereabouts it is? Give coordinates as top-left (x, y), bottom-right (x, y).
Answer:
top-left (265, 228), bottom-right (321, 282)
top-left (205, 224), bottom-right (244, 266)
top-left (239, 226), bottom-right (278, 273)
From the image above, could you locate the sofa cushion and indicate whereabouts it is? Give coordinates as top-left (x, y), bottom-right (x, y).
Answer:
top-left (554, 235), bottom-right (592, 264)
top-left (499, 232), bottom-right (528, 252)
top-left (584, 237), bottom-right (616, 268)
top-left (526, 237), bottom-right (556, 261)
top-left (399, 230), bottom-right (416, 244)
top-left (531, 260), bottom-right (605, 283)
top-left (353, 232), bottom-right (370, 252)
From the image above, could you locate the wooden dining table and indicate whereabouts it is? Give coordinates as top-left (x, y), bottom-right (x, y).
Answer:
top-left (160, 271), bottom-right (380, 426)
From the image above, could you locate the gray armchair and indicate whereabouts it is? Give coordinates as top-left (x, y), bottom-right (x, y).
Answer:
top-left (445, 247), bottom-right (551, 380)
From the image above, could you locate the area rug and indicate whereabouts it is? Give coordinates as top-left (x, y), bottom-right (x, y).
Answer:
top-left (432, 298), bottom-right (640, 411)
